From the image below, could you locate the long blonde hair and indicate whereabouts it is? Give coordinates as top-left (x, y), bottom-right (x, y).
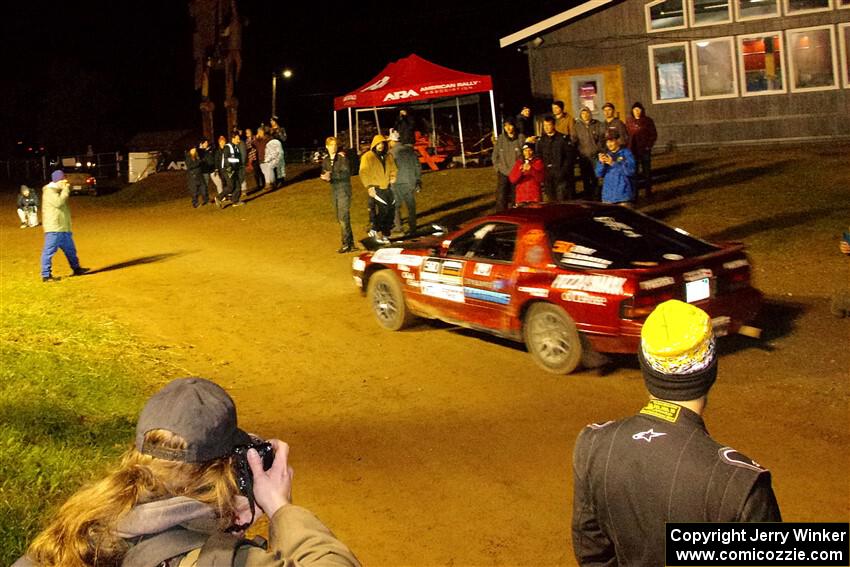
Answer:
top-left (28, 429), bottom-right (240, 567)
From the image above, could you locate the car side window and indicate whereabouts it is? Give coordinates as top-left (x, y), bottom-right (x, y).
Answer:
top-left (446, 223), bottom-right (518, 262)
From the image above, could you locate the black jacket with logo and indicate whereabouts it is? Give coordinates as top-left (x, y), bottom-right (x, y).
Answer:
top-left (572, 401), bottom-right (781, 566)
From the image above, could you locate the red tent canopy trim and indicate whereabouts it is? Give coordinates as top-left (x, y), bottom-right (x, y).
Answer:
top-left (333, 54), bottom-right (493, 111)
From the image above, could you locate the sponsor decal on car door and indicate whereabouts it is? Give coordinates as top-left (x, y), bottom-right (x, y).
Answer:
top-left (461, 261), bottom-right (515, 329)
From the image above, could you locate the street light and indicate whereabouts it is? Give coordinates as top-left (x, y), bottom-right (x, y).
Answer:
top-left (271, 68), bottom-right (293, 118)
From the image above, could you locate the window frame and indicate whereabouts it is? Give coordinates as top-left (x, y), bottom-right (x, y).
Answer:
top-left (446, 222), bottom-right (520, 264)
top-left (783, 0), bottom-right (833, 15)
top-left (646, 0), bottom-right (689, 33)
top-left (689, 0), bottom-right (733, 27)
top-left (736, 31), bottom-right (788, 97)
top-left (786, 25), bottom-right (839, 93)
top-left (649, 41), bottom-right (694, 103)
top-left (839, 23), bottom-right (850, 87)
top-left (734, 0), bottom-right (780, 21)
top-left (691, 36), bottom-right (740, 99)
top-left (840, 0), bottom-right (850, 10)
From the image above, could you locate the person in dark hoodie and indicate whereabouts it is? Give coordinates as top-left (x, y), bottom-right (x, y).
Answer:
top-left (13, 377), bottom-right (361, 567)
top-left (394, 107), bottom-right (416, 146)
top-left (17, 184), bottom-right (39, 227)
top-left (389, 130), bottom-right (422, 235)
top-left (625, 101), bottom-right (658, 199)
top-left (359, 134), bottom-right (397, 244)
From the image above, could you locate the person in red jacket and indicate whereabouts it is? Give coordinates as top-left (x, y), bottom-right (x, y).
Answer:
top-left (508, 142), bottom-right (545, 205)
top-left (625, 102), bottom-right (658, 200)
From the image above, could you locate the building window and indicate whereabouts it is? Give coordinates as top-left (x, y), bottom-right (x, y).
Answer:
top-left (736, 0), bottom-right (780, 20)
top-left (738, 32), bottom-right (786, 95)
top-left (649, 43), bottom-right (693, 102)
top-left (841, 23), bottom-right (850, 87)
top-left (784, 0), bottom-right (832, 14)
top-left (692, 37), bottom-right (739, 98)
top-left (841, 0), bottom-right (850, 8)
top-left (787, 26), bottom-right (838, 91)
top-left (690, 0), bottom-right (732, 26)
top-left (646, 0), bottom-right (688, 32)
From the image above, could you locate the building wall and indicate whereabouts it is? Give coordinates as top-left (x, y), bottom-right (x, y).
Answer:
top-left (526, 0), bottom-right (850, 146)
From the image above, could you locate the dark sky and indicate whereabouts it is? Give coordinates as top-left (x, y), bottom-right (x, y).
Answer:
top-left (3, 2), bottom-right (568, 153)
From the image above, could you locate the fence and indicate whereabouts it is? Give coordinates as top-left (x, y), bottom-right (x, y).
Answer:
top-left (0, 152), bottom-right (124, 184)
top-left (0, 147), bottom-right (320, 185)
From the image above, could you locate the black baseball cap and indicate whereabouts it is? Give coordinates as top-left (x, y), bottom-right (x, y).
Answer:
top-left (135, 377), bottom-right (251, 462)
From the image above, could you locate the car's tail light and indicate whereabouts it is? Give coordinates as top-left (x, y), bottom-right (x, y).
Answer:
top-left (716, 257), bottom-right (751, 294)
top-left (86, 176), bottom-right (96, 185)
top-left (620, 289), bottom-right (679, 319)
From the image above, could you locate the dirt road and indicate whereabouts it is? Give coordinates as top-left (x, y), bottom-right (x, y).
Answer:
top-left (2, 147), bottom-right (848, 566)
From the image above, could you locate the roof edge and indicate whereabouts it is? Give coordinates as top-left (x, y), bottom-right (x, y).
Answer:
top-left (499, 0), bottom-right (615, 48)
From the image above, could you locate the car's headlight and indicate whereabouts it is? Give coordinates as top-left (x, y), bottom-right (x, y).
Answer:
top-left (352, 258), bottom-right (366, 271)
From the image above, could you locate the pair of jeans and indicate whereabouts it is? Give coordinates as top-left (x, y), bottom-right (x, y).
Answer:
top-left (188, 173), bottom-right (208, 206)
top-left (495, 172), bottom-right (514, 211)
top-left (391, 182), bottom-right (417, 233)
top-left (577, 155), bottom-right (599, 200)
top-left (332, 183), bottom-right (353, 248)
top-left (225, 169), bottom-right (244, 202)
top-left (372, 187), bottom-right (396, 237)
top-left (635, 153), bottom-right (653, 195)
top-left (41, 232), bottom-right (80, 277)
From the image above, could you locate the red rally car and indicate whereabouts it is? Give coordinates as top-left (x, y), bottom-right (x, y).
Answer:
top-left (352, 203), bottom-right (761, 374)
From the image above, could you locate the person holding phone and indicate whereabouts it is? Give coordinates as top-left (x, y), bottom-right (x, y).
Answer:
top-left (14, 378), bottom-right (361, 567)
top-left (595, 132), bottom-right (636, 205)
top-left (508, 142), bottom-right (545, 205)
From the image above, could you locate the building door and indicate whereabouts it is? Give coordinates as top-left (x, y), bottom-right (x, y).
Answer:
top-left (551, 65), bottom-right (625, 121)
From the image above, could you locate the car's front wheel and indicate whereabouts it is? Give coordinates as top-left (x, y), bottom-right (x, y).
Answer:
top-left (523, 303), bottom-right (583, 374)
top-left (367, 270), bottom-right (414, 331)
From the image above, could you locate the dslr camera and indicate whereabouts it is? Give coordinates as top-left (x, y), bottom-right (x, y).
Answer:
top-left (232, 439), bottom-right (275, 505)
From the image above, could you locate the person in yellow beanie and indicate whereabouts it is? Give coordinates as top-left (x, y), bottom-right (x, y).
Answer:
top-left (571, 300), bottom-right (781, 566)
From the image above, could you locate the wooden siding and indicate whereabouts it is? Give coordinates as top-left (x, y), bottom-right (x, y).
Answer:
top-left (526, 0), bottom-right (850, 146)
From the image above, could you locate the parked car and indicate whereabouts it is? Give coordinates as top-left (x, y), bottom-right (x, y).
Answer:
top-left (65, 170), bottom-right (98, 196)
top-left (352, 203), bottom-right (761, 374)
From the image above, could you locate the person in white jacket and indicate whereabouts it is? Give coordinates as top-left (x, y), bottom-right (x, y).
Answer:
top-left (263, 137), bottom-right (285, 190)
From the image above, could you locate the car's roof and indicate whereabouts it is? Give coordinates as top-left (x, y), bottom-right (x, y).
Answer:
top-left (470, 202), bottom-right (626, 226)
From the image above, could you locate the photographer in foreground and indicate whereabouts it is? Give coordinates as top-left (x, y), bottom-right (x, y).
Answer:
top-left (14, 377), bottom-right (361, 567)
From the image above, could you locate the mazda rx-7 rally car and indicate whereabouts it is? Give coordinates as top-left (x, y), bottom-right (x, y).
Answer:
top-left (352, 203), bottom-right (761, 374)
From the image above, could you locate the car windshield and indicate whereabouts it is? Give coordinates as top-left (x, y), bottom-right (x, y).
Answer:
top-left (545, 209), bottom-right (718, 270)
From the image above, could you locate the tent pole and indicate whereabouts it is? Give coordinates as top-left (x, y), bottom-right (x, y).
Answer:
top-left (456, 97), bottom-right (466, 168)
top-left (373, 107), bottom-right (381, 135)
top-left (333, 110), bottom-right (338, 139)
top-left (355, 109), bottom-right (360, 152)
top-left (489, 90), bottom-right (498, 138)
top-left (430, 102), bottom-right (436, 146)
top-left (348, 108), bottom-right (353, 149)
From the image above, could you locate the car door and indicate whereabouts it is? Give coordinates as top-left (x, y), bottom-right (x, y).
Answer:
top-left (446, 222), bottom-right (519, 331)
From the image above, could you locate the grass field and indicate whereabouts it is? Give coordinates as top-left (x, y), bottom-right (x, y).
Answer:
top-left (0, 280), bottom-right (182, 562)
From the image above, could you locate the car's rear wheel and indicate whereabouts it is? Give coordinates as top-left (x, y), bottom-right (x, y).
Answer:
top-left (367, 270), bottom-right (414, 331)
top-left (523, 303), bottom-right (582, 374)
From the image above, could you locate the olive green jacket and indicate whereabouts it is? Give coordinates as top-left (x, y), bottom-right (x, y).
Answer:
top-left (41, 182), bottom-right (72, 232)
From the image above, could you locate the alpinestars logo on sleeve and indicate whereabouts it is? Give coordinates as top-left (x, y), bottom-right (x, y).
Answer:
top-left (632, 428), bottom-right (667, 443)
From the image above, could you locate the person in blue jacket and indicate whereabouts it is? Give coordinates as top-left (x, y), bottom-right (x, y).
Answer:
top-left (595, 132), bottom-right (636, 204)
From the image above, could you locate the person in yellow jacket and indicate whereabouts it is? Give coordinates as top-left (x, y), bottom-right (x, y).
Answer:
top-left (358, 134), bottom-right (397, 244)
top-left (40, 170), bottom-right (89, 282)
top-left (14, 377), bottom-right (361, 567)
